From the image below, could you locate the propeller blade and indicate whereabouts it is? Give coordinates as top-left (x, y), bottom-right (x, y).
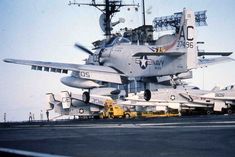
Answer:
top-left (74, 43), bottom-right (93, 55)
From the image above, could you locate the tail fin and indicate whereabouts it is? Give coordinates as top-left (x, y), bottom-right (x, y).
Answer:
top-left (178, 9), bottom-right (197, 69)
top-left (153, 9), bottom-right (198, 70)
top-left (211, 86), bottom-right (220, 92)
top-left (46, 93), bottom-right (55, 110)
top-left (60, 91), bottom-right (72, 109)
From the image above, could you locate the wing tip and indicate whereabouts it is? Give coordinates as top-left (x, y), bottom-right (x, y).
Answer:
top-left (3, 58), bottom-right (13, 63)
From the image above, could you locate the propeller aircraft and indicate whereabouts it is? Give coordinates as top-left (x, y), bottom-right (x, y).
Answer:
top-left (3, 1), bottom-right (233, 104)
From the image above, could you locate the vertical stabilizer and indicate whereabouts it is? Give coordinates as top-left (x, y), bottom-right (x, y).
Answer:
top-left (154, 8), bottom-right (198, 71)
top-left (46, 93), bottom-right (55, 110)
top-left (180, 9), bottom-right (197, 69)
top-left (61, 91), bottom-right (72, 109)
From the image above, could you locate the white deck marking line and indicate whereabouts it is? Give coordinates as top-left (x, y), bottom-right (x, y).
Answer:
top-left (0, 147), bottom-right (68, 157)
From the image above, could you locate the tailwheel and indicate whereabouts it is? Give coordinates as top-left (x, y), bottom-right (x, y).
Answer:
top-left (82, 91), bottom-right (90, 104)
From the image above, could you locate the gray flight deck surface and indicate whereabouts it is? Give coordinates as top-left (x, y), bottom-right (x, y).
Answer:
top-left (0, 115), bottom-right (235, 157)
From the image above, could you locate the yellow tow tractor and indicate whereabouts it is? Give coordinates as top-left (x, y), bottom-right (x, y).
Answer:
top-left (99, 100), bottom-right (137, 119)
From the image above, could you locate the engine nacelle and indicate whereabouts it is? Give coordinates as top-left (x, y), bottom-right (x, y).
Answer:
top-left (60, 76), bottom-right (100, 89)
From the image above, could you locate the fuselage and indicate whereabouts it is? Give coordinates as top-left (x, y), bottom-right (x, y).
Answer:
top-left (86, 37), bottom-right (188, 78)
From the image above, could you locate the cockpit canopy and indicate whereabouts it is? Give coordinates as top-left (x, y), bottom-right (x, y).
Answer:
top-left (223, 85), bottom-right (234, 91)
top-left (105, 37), bottom-right (131, 47)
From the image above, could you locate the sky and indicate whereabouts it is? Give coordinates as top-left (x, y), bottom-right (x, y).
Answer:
top-left (0, 0), bottom-right (235, 121)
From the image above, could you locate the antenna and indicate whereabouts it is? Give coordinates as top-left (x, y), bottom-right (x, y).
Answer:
top-left (142, 0), bottom-right (146, 26)
top-left (153, 10), bottom-right (207, 32)
top-left (68, 0), bottom-right (139, 38)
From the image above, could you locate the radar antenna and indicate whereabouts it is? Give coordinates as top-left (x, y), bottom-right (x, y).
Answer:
top-left (153, 10), bottom-right (207, 32)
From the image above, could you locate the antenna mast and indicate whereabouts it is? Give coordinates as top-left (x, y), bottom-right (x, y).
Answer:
top-left (142, 0), bottom-right (146, 26)
top-left (68, 0), bottom-right (139, 38)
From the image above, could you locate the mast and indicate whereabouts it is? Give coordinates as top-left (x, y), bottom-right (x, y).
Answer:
top-left (104, 0), bottom-right (111, 37)
top-left (142, 0), bottom-right (146, 26)
top-left (68, 0), bottom-right (139, 38)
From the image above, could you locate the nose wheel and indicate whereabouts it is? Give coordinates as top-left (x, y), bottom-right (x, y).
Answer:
top-left (82, 91), bottom-right (90, 104)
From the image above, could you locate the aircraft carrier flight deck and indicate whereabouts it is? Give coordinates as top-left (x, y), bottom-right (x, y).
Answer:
top-left (1, 0), bottom-right (235, 156)
top-left (0, 115), bottom-right (235, 157)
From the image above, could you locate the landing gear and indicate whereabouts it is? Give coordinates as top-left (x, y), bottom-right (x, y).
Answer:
top-left (125, 113), bottom-right (130, 119)
top-left (144, 89), bottom-right (151, 101)
top-left (227, 104), bottom-right (233, 115)
top-left (227, 109), bottom-right (233, 115)
top-left (206, 110), bottom-right (213, 115)
top-left (108, 114), bottom-right (114, 119)
top-left (82, 91), bottom-right (90, 104)
top-left (170, 75), bottom-right (177, 89)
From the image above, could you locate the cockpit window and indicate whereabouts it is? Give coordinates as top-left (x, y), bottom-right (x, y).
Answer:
top-left (223, 85), bottom-right (234, 90)
top-left (105, 37), bottom-right (117, 46)
top-left (118, 37), bottom-right (131, 43)
top-left (105, 37), bottom-right (131, 47)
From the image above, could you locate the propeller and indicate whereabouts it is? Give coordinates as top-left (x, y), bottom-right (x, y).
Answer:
top-left (74, 43), bottom-right (93, 55)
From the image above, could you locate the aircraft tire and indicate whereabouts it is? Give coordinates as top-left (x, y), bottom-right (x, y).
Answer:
top-left (125, 113), bottom-right (130, 119)
top-left (228, 109), bottom-right (233, 115)
top-left (206, 110), bottom-right (212, 115)
top-left (82, 91), bottom-right (90, 104)
top-left (99, 114), bottom-right (104, 119)
top-left (108, 114), bottom-right (114, 119)
top-left (144, 89), bottom-right (151, 101)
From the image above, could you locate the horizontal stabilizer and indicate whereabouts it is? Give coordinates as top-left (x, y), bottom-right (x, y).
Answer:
top-left (198, 57), bottom-right (235, 68)
top-left (132, 52), bottom-right (185, 57)
top-left (198, 52), bottom-right (232, 56)
top-left (46, 93), bottom-right (61, 110)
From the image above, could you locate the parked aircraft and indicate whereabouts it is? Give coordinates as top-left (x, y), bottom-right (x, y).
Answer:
top-left (46, 90), bottom-right (112, 118)
top-left (47, 84), bottom-right (235, 118)
top-left (123, 84), bottom-right (235, 114)
top-left (3, 1), bottom-right (233, 104)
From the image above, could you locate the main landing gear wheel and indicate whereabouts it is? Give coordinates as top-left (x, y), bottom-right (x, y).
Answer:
top-left (125, 113), bottom-right (130, 119)
top-left (206, 110), bottom-right (212, 115)
top-left (227, 109), bottom-right (233, 115)
top-left (144, 89), bottom-right (151, 101)
top-left (82, 91), bottom-right (90, 104)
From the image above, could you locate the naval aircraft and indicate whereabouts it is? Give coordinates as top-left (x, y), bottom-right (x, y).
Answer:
top-left (124, 84), bottom-right (235, 114)
top-left (3, 2), bottom-right (233, 104)
top-left (46, 84), bottom-right (235, 118)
